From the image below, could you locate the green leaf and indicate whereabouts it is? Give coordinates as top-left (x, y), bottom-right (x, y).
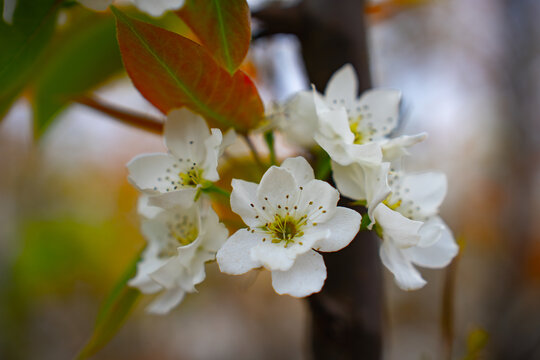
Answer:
top-left (177, 0), bottom-right (250, 74)
top-left (0, 0), bottom-right (61, 119)
top-left (76, 250), bottom-right (142, 360)
top-left (112, 7), bottom-right (263, 134)
top-left (32, 13), bottom-right (123, 137)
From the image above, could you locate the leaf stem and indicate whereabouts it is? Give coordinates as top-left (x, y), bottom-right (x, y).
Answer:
top-left (264, 131), bottom-right (277, 166)
top-left (74, 96), bottom-right (164, 134)
top-left (242, 134), bottom-right (266, 171)
top-left (203, 184), bottom-right (231, 198)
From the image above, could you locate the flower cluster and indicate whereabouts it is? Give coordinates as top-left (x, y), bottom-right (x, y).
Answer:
top-left (127, 109), bottom-right (232, 313)
top-left (127, 64), bottom-right (458, 314)
top-left (273, 64), bottom-right (458, 290)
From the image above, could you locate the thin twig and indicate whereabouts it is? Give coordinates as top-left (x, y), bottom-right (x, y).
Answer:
top-left (442, 237), bottom-right (462, 360)
top-left (74, 96), bottom-right (164, 135)
top-left (242, 134), bottom-right (266, 171)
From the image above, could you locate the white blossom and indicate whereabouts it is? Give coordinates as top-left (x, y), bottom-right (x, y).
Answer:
top-left (216, 156), bottom-right (362, 297)
top-left (313, 64), bottom-right (426, 166)
top-left (78, 0), bottom-right (185, 17)
top-left (127, 108), bottom-right (235, 209)
top-left (270, 91), bottom-right (319, 148)
top-left (129, 198), bottom-right (228, 314)
top-left (372, 171), bottom-right (458, 290)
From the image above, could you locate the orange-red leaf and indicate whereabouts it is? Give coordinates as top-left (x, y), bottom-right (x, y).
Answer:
top-left (178, 0), bottom-right (251, 75)
top-left (112, 7), bottom-right (263, 133)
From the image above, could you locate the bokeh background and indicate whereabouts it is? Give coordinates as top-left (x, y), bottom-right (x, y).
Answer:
top-left (1, 0), bottom-right (539, 359)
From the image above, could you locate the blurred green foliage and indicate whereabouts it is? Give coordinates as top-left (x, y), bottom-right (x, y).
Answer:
top-left (0, 0), bottom-right (60, 118)
top-left (32, 13), bottom-right (123, 136)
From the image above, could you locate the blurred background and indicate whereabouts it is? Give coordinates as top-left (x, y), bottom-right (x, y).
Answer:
top-left (1, 0), bottom-right (539, 359)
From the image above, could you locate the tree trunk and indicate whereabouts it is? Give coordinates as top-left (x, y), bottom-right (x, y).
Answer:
top-left (254, 1), bottom-right (384, 358)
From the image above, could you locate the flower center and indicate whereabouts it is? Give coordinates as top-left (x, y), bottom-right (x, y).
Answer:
top-left (349, 116), bottom-right (365, 144)
top-left (264, 214), bottom-right (306, 248)
top-left (383, 194), bottom-right (402, 211)
top-left (159, 222), bottom-right (199, 258)
top-left (179, 167), bottom-right (203, 187)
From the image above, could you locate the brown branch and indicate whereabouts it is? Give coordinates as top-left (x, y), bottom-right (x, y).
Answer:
top-left (441, 238), bottom-right (461, 360)
top-left (258, 0), bottom-right (383, 358)
top-left (74, 96), bottom-right (164, 135)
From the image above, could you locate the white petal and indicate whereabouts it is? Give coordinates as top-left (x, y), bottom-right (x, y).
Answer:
top-left (128, 245), bottom-right (166, 294)
top-left (355, 89), bottom-right (401, 138)
top-left (381, 133), bottom-right (427, 161)
top-left (140, 217), bottom-right (170, 246)
top-left (324, 64), bottom-right (358, 110)
top-left (127, 153), bottom-right (178, 193)
top-left (78, 0), bottom-right (112, 12)
top-left (401, 172), bottom-right (447, 218)
top-left (216, 229), bottom-right (261, 275)
top-left (219, 128), bottom-right (237, 156)
top-left (164, 108), bottom-right (209, 162)
top-left (344, 142), bottom-right (383, 166)
top-left (251, 241), bottom-right (296, 271)
top-left (150, 256), bottom-right (184, 289)
top-left (314, 134), bottom-right (352, 165)
top-left (297, 179), bottom-right (339, 222)
top-left (147, 187), bottom-right (197, 209)
top-left (199, 208), bottom-right (229, 252)
top-left (201, 128), bottom-right (223, 181)
top-left (280, 156), bottom-right (315, 186)
top-left (380, 241), bottom-right (426, 291)
top-left (315, 105), bottom-right (354, 144)
top-left (257, 167), bottom-right (299, 212)
top-left (406, 218), bottom-right (459, 268)
top-left (133, 0), bottom-right (185, 17)
top-left (364, 162), bottom-right (392, 222)
top-left (230, 179), bottom-right (262, 227)
top-left (373, 204), bottom-right (422, 248)
top-left (271, 250), bottom-right (327, 297)
top-left (189, 256), bottom-right (208, 286)
top-left (146, 288), bottom-right (185, 315)
top-left (137, 195), bottom-right (164, 219)
top-left (331, 161), bottom-right (366, 200)
top-left (314, 207), bottom-right (361, 252)
top-left (279, 91), bottom-right (319, 148)
top-left (175, 240), bottom-right (200, 266)
top-left (417, 217), bottom-right (444, 247)
top-left (333, 162), bottom-right (390, 223)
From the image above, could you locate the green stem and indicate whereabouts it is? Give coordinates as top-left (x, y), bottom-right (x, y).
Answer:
top-left (243, 134), bottom-right (266, 171)
top-left (264, 131), bottom-right (277, 166)
top-left (203, 184), bottom-right (231, 198)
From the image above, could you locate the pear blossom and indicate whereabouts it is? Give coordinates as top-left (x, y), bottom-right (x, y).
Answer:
top-left (313, 64), bottom-right (427, 165)
top-left (370, 170), bottom-right (458, 290)
top-left (127, 108), bottom-right (235, 209)
top-left (78, 0), bottom-right (185, 17)
top-left (332, 161), bottom-right (392, 224)
top-left (270, 91), bottom-right (319, 148)
top-left (129, 198), bottom-right (228, 314)
top-left (216, 156), bottom-right (362, 297)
